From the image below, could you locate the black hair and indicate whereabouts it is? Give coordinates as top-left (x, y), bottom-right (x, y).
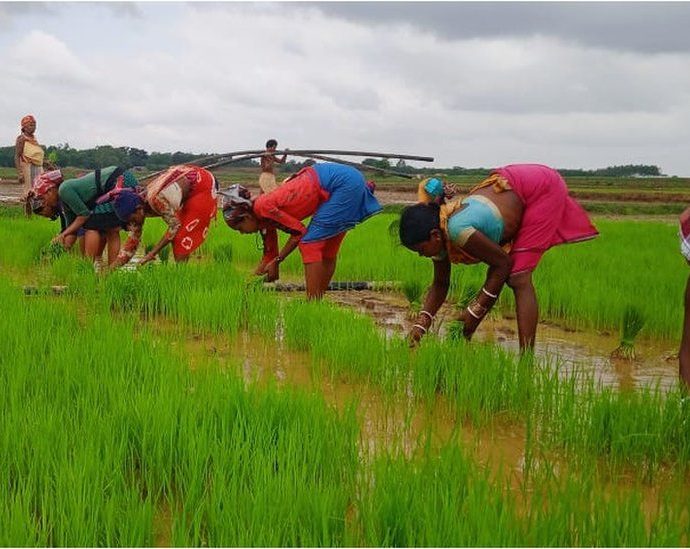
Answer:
top-left (399, 203), bottom-right (441, 248)
top-left (265, 139), bottom-right (278, 148)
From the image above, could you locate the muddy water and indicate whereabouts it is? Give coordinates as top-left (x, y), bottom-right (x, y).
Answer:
top-left (151, 320), bottom-right (528, 484)
top-left (147, 318), bottom-right (688, 544)
top-left (326, 290), bottom-right (680, 392)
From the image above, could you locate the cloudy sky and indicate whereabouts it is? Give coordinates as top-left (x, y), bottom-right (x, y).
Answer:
top-left (2, 1), bottom-right (690, 174)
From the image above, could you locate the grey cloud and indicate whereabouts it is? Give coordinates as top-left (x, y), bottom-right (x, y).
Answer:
top-left (0, 2), bottom-right (57, 27)
top-left (308, 2), bottom-right (690, 54)
top-left (102, 2), bottom-right (143, 19)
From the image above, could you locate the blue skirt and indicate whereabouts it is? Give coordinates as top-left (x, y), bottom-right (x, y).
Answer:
top-left (302, 163), bottom-right (382, 242)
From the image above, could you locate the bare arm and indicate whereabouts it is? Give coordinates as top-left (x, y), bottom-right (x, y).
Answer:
top-left (108, 222), bottom-right (143, 270)
top-left (260, 234), bottom-right (301, 274)
top-left (408, 257), bottom-right (451, 345)
top-left (141, 196), bottom-right (178, 264)
top-left (141, 233), bottom-right (172, 265)
top-left (53, 215), bottom-right (90, 247)
top-left (15, 135), bottom-right (25, 182)
top-left (456, 230), bottom-right (512, 338)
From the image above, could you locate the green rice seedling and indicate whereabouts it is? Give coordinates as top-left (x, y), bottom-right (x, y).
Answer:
top-left (401, 278), bottom-right (425, 316)
top-left (211, 242), bottom-right (233, 263)
top-left (39, 241), bottom-right (66, 261)
top-left (358, 444), bottom-right (522, 547)
top-left (387, 218), bottom-right (400, 245)
top-left (611, 306), bottom-right (646, 360)
top-left (158, 245), bottom-right (170, 263)
top-left (446, 319), bottom-right (464, 341)
top-left (458, 283), bottom-right (480, 308)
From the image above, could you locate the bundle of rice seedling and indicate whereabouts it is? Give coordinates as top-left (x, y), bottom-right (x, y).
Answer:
top-left (611, 306), bottom-right (645, 360)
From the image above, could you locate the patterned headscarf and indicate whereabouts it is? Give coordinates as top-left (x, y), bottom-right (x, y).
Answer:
top-left (21, 115), bottom-right (36, 129)
top-left (32, 170), bottom-right (63, 197)
top-left (218, 184), bottom-right (253, 226)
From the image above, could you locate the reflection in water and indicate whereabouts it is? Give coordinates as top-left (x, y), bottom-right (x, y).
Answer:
top-left (326, 290), bottom-right (680, 393)
top-left (149, 313), bottom-right (687, 536)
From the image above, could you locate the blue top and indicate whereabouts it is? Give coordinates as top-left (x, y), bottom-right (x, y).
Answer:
top-left (303, 163), bottom-right (382, 242)
top-left (447, 196), bottom-right (504, 246)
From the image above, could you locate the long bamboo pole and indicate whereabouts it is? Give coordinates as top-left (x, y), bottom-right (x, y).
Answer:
top-left (205, 149), bottom-right (434, 162)
top-left (298, 153), bottom-right (415, 179)
top-left (139, 148), bottom-right (433, 182)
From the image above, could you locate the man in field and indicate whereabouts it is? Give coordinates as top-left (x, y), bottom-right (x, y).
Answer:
top-left (258, 139), bottom-right (287, 194)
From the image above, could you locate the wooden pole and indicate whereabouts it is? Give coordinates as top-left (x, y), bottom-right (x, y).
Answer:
top-left (224, 149), bottom-right (434, 162)
top-left (138, 149), bottom-right (433, 182)
top-left (298, 153), bottom-right (415, 179)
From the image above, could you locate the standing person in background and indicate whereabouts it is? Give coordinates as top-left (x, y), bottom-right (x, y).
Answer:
top-left (15, 115), bottom-right (47, 196)
top-left (258, 139), bottom-right (287, 194)
top-left (678, 207), bottom-right (690, 390)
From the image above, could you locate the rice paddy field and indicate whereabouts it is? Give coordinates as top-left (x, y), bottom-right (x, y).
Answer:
top-left (2, 201), bottom-right (690, 546)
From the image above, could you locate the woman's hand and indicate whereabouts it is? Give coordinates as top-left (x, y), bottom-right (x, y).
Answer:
top-left (51, 233), bottom-right (65, 246)
top-left (263, 260), bottom-right (279, 282)
top-left (408, 325), bottom-right (426, 348)
top-left (256, 257), bottom-right (280, 281)
top-left (139, 252), bottom-right (157, 266)
top-left (458, 308), bottom-right (481, 340)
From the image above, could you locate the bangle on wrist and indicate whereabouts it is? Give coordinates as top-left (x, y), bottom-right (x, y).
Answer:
top-left (412, 323), bottom-right (427, 334)
top-left (468, 297), bottom-right (489, 318)
top-left (420, 310), bottom-right (434, 323)
top-left (466, 306), bottom-right (483, 320)
top-left (481, 287), bottom-right (498, 299)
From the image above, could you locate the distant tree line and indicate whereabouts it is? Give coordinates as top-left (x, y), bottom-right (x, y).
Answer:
top-left (0, 143), bottom-right (663, 177)
top-left (371, 159), bottom-right (664, 178)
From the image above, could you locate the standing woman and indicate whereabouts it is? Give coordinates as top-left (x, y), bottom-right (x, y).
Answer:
top-left (15, 115), bottom-right (46, 194)
top-left (222, 162), bottom-right (382, 299)
top-left (102, 164), bottom-right (219, 269)
top-left (399, 164), bottom-right (599, 351)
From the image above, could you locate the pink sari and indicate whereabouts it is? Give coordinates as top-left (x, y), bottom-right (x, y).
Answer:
top-left (493, 164), bottom-right (599, 274)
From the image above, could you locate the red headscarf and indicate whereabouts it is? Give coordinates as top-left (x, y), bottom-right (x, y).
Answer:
top-left (32, 170), bottom-right (63, 196)
top-left (21, 115), bottom-right (36, 129)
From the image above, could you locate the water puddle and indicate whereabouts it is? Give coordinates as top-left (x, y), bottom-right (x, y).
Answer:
top-left (146, 317), bottom-right (687, 543)
top-left (326, 290), bottom-right (680, 392)
top-left (149, 320), bottom-right (526, 474)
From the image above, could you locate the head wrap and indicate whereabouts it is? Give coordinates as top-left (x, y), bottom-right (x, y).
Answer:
top-left (32, 170), bottom-right (63, 197)
top-left (417, 178), bottom-right (444, 203)
top-left (121, 169), bottom-right (139, 189)
top-left (218, 184), bottom-right (253, 226)
top-left (21, 115), bottom-right (36, 129)
top-left (112, 189), bottom-right (145, 221)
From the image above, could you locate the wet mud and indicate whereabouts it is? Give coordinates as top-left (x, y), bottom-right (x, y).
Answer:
top-left (325, 289), bottom-right (680, 392)
top-left (147, 313), bottom-right (687, 542)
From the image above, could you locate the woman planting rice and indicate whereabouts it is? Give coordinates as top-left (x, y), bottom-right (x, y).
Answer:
top-left (28, 166), bottom-right (139, 264)
top-left (222, 162), bottom-right (382, 299)
top-left (101, 164), bottom-right (219, 268)
top-left (399, 164), bottom-right (599, 351)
